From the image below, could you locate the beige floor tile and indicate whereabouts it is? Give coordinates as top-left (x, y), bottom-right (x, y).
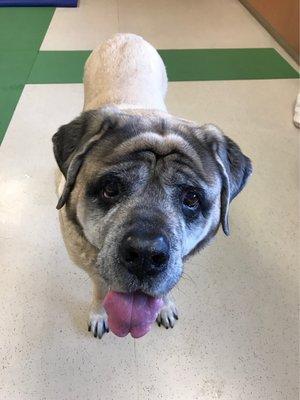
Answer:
top-left (0, 80), bottom-right (298, 399)
top-left (41, 0), bottom-right (298, 69)
top-left (41, 0), bottom-right (119, 50)
top-left (118, 0), bottom-right (298, 68)
top-left (118, 0), bottom-right (269, 48)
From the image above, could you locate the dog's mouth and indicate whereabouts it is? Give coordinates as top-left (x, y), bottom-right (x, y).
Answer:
top-left (103, 290), bottom-right (163, 338)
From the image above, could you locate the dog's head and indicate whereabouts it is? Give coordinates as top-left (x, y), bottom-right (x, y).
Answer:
top-left (53, 106), bottom-right (252, 297)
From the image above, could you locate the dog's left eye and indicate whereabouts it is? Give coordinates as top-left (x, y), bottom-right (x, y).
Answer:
top-left (182, 189), bottom-right (200, 209)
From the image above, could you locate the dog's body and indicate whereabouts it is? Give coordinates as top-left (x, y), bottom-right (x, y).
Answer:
top-left (54, 34), bottom-right (252, 338)
top-left (83, 33), bottom-right (167, 112)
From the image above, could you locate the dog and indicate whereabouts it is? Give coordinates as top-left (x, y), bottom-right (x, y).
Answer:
top-left (52, 33), bottom-right (252, 338)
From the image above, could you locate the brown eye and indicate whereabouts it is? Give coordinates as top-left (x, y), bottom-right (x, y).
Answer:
top-left (182, 189), bottom-right (200, 208)
top-left (102, 181), bottom-right (120, 199)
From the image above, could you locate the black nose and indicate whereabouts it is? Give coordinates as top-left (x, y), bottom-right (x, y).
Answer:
top-left (120, 232), bottom-right (170, 277)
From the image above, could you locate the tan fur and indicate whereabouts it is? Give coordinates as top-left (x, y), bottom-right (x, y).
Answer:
top-left (58, 34), bottom-right (173, 337)
top-left (83, 33), bottom-right (167, 112)
top-left (54, 34), bottom-right (251, 339)
top-left (58, 33), bottom-right (169, 271)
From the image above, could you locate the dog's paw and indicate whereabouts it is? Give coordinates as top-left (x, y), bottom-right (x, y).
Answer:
top-left (88, 305), bottom-right (109, 339)
top-left (156, 298), bottom-right (178, 329)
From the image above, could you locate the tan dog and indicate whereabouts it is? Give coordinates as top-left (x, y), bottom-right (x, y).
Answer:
top-left (53, 34), bottom-right (252, 338)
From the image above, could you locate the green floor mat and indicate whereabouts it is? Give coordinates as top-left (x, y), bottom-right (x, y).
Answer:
top-left (28, 48), bottom-right (299, 84)
top-left (0, 7), bottom-right (54, 51)
top-left (0, 7), bottom-right (54, 143)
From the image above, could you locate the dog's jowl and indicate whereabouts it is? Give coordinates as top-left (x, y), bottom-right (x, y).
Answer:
top-left (52, 33), bottom-right (252, 339)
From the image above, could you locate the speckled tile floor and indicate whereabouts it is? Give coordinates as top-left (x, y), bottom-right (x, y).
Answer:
top-left (0, 1), bottom-right (299, 399)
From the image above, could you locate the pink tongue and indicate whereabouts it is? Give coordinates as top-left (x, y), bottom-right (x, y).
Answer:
top-left (103, 291), bottom-right (163, 338)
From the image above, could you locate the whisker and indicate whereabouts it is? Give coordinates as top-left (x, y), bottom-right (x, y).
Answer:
top-left (182, 271), bottom-right (197, 287)
top-left (173, 283), bottom-right (187, 297)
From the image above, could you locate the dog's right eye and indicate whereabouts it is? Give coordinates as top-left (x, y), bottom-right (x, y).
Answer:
top-left (101, 181), bottom-right (121, 200)
top-left (86, 176), bottom-right (123, 205)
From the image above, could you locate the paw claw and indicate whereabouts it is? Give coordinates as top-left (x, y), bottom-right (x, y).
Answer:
top-left (168, 317), bottom-right (175, 328)
top-left (156, 299), bottom-right (178, 330)
top-left (89, 305), bottom-right (109, 339)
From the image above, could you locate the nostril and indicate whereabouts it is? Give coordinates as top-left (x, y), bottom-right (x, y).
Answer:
top-left (125, 248), bottom-right (139, 265)
top-left (151, 252), bottom-right (168, 267)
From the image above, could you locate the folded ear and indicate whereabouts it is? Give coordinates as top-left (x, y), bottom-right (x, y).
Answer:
top-left (199, 124), bottom-right (252, 235)
top-left (52, 110), bottom-right (102, 177)
top-left (52, 108), bottom-right (116, 210)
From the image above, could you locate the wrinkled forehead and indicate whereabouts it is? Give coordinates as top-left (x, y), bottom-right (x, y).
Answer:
top-left (85, 112), bottom-right (218, 184)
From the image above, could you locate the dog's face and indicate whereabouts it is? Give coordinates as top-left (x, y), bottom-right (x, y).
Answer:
top-left (53, 107), bottom-right (252, 297)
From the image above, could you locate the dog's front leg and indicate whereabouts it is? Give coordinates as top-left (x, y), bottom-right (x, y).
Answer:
top-left (156, 294), bottom-right (179, 329)
top-left (88, 274), bottom-right (109, 339)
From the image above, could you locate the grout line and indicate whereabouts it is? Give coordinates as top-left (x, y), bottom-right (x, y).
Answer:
top-left (116, 0), bottom-right (120, 32)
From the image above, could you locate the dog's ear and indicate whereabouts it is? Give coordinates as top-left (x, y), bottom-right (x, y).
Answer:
top-left (199, 124), bottom-right (252, 235)
top-left (52, 108), bottom-right (117, 210)
top-left (52, 112), bottom-right (92, 177)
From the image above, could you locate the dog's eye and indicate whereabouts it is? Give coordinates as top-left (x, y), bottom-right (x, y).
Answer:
top-left (102, 181), bottom-right (121, 199)
top-left (182, 189), bottom-right (200, 209)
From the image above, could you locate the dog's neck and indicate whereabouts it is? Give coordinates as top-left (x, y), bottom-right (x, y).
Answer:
top-left (83, 98), bottom-right (167, 113)
top-left (113, 102), bottom-right (167, 111)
